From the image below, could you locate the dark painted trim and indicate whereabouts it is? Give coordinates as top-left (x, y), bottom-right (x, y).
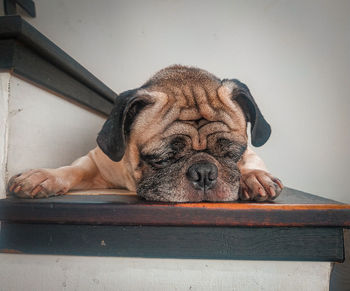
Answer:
top-left (4, 0), bottom-right (36, 17)
top-left (1, 188), bottom-right (350, 227)
top-left (0, 15), bottom-right (116, 115)
top-left (0, 223), bottom-right (344, 262)
top-left (0, 39), bottom-right (113, 114)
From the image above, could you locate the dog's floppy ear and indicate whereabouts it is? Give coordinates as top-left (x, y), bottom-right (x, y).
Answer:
top-left (222, 79), bottom-right (271, 147)
top-left (97, 89), bottom-right (150, 162)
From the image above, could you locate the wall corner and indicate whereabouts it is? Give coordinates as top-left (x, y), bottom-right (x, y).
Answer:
top-left (0, 72), bottom-right (11, 198)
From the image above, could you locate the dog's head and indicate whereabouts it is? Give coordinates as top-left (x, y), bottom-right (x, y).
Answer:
top-left (97, 65), bottom-right (271, 202)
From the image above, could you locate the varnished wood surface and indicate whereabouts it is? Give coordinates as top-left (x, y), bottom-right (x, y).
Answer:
top-left (1, 187), bottom-right (350, 226)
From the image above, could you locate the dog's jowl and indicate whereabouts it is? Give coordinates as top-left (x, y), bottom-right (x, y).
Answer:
top-left (8, 65), bottom-right (283, 202)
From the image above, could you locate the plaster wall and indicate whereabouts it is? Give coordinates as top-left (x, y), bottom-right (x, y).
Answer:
top-left (0, 74), bottom-right (106, 198)
top-left (0, 254), bottom-right (332, 291)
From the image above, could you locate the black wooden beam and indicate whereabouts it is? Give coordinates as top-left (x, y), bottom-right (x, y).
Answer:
top-left (0, 223), bottom-right (344, 262)
top-left (0, 39), bottom-right (113, 115)
top-left (3, 0), bottom-right (17, 15)
top-left (0, 15), bottom-right (115, 115)
top-left (4, 0), bottom-right (36, 17)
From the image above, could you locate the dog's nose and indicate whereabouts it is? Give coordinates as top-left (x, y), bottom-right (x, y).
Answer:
top-left (186, 161), bottom-right (218, 191)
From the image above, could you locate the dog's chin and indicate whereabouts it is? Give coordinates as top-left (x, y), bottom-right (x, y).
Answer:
top-left (136, 179), bottom-right (240, 203)
top-left (202, 184), bottom-right (240, 202)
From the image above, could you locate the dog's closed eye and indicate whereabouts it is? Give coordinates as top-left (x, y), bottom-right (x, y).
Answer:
top-left (213, 138), bottom-right (247, 162)
top-left (141, 153), bottom-right (176, 169)
top-left (170, 137), bottom-right (187, 152)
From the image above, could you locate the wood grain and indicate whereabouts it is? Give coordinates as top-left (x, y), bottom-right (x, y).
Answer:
top-left (1, 187), bottom-right (350, 227)
top-left (0, 223), bottom-right (344, 262)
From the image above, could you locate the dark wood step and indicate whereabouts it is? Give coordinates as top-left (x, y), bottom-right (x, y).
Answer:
top-left (0, 187), bottom-right (349, 227)
top-left (1, 187), bottom-right (349, 261)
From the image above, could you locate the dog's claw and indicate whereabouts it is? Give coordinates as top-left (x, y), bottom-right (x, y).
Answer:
top-left (31, 185), bottom-right (43, 197)
top-left (14, 185), bottom-right (21, 193)
top-left (7, 169), bottom-right (69, 198)
top-left (9, 184), bottom-right (16, 192)
top-left (274, 178), bottom-right (284, 190)
top-left (240, 169), bottom-right (283, 202)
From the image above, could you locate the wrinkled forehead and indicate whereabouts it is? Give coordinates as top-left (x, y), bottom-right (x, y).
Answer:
top-left (131, 82), bottom-right (247, 150)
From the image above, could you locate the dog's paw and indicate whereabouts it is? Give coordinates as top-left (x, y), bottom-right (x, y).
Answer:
top-left (239, 169), bottom-right (283, 202)
top-left (7, 169), bottom-right (70, 198)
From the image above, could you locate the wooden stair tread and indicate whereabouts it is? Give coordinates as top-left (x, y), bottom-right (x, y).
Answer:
top-left (1, 187), bottom-right (349, 227)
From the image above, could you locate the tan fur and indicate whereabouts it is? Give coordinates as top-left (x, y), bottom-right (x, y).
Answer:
top-left (7, 65), bottom-right (283, 201)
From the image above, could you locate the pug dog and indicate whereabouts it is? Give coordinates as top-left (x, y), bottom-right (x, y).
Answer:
top-left (7, 65), bottom-right (283, 202)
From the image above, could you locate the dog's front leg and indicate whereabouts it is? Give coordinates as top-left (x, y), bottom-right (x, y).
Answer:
top-left (7, 151), bottom-right (112, 198)
top-left (238, 148), bottom-right (283, 201)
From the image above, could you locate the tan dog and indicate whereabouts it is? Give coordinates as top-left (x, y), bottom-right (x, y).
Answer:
top-left (8, 65), bottom-right (283, 202)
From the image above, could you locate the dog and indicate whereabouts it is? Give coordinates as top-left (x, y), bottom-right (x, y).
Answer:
top-left (7, 65), bottom-right (283, 202)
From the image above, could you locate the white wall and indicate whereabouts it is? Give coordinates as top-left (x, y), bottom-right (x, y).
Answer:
top-left (0, 254), bottom-right (331, 291)
top-left (18, 0), bottom-right (350, 202)
top-left (6, 76), bottom-right (106, 178)
top-left (0, 74), bottom-right (106, 198)
top-left (0, 73), bottom-right (10, 197)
